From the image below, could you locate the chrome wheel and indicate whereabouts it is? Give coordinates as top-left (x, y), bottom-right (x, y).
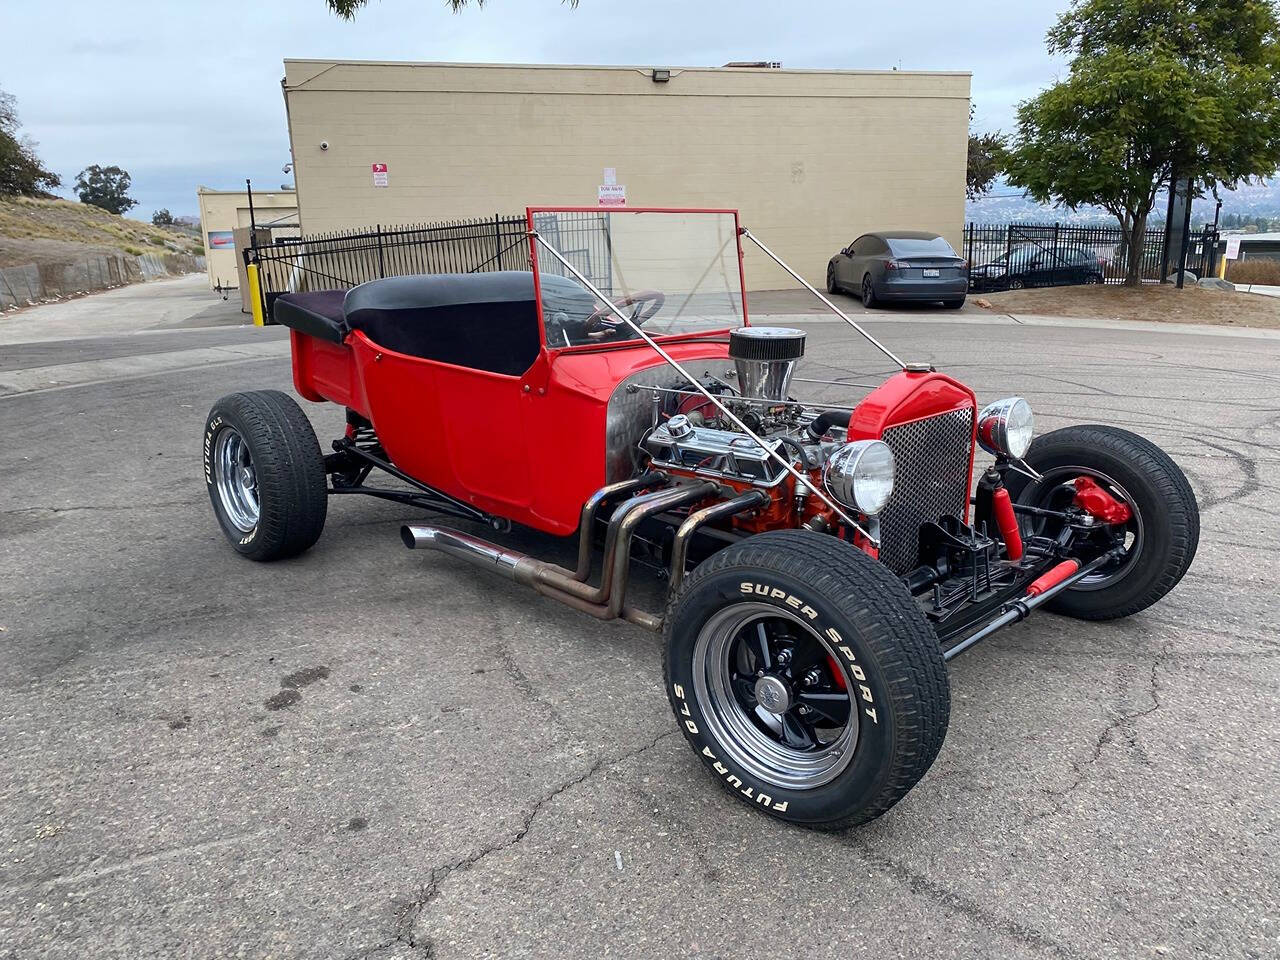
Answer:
top-left (1018, 465), bottom-right (1144, 591)
top-left (213, 426), bottom-right (260, 533)
top-left (691, 602), bottom-right (858, 791)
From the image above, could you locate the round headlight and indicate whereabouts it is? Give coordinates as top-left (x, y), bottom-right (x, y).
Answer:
top-left (978, 397), bottom-right (1034, 459)
top-left (823, 440), bottom-right (896, 516)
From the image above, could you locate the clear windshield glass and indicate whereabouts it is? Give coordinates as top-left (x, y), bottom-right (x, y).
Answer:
top-left (531, 210), bottom-right (745, 349)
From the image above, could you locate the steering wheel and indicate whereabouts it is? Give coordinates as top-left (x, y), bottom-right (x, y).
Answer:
top-left (585, 290), bottom-right (666, 336)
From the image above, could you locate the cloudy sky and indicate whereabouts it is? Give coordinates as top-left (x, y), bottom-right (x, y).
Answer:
top-left (1, 0), bottom-right (1067, 220)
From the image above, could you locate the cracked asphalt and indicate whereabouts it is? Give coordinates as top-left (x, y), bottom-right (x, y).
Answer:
top-left (1, 276), bottom-right (1277, 959)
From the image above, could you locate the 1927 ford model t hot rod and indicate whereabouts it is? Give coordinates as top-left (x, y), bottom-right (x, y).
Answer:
top-left (205, 208), bottom-right (1198, 829)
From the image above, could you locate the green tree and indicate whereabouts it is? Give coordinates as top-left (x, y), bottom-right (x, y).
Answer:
top-left (967, 105), bottom-right (1005, 199)
top-left (152, 207), bottom-right (175, 227)
top-left (328, 0), bottom-right (576, 16)
top-left (75, 164), bottom-right (137, 215)
top-left (1003, 0), bottom-right (1280, 285)
top-left (0, 88), bottom-right (61, 197)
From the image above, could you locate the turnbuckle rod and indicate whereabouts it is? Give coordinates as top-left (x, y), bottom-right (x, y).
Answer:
top-left (942, 546), bottom-right (1125, 661)
top-left (738, 227), bottom-right (907, 370)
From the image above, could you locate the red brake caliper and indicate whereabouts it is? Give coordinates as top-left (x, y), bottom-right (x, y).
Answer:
top-left (1072, 476), bottom-right (1132, 524)
top-left (826, 655), bottom-right (847, 690)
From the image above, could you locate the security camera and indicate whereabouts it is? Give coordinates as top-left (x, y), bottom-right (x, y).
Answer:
top-left (282, 162), bottom-right (293, 174)
top-left (319, 141), bottom-right (329, 151)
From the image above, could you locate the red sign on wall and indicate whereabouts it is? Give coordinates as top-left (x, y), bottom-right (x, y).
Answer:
top-left (371, 163), bottom-right (389, 187)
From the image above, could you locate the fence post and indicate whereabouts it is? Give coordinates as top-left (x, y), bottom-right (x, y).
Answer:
top-left (493, 214), bottom-right (503, 271)
top-left (1052, 222), bottom-right (1060, 285)
top-left (376, 224), bottom-right (385, 278)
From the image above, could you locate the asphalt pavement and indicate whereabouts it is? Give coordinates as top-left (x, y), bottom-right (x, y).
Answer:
top-left (0, 275), bottom-right (1277, 959)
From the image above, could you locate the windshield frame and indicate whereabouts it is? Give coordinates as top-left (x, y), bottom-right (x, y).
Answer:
top-left (526, 206), bottom-right (749, 355)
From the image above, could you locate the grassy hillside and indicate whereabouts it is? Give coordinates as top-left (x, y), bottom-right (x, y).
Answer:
top-left (0, 196), bottom-right (205, 268)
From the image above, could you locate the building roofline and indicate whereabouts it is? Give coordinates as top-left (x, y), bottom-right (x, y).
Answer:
top-left (281, 57), bottom-right (971, 79)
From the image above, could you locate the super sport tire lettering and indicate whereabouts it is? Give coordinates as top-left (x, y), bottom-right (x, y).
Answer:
top-left (664, 529), bottom-right (949, 830)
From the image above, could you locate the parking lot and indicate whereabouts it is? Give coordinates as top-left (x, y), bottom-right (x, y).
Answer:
top-left (1, 276), bottom-right (1277, 959)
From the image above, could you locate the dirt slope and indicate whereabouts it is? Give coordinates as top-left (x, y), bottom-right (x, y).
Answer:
top-left (0, 196), bottom-right (204, 268)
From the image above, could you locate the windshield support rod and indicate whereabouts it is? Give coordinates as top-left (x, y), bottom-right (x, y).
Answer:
top-left (530, 230), bottom-right (877, 546)
top-left (739, 227), bottom-right (908, 370)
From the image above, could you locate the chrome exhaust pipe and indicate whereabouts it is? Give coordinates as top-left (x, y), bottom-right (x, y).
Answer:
top-left (400, 525), bottom-right (525, 576)
top-left (401, 521), bottom-right (666, 631)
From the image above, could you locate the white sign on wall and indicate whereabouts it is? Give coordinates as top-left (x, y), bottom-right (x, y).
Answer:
top-left (603, 167), bottom-right (617, 186)
top-left (598, 184), bottom-right (626, 206)
top-left (1224, 236), bottom-right (1242, 260)
top-left (371, 163), bottom-right (389, 188)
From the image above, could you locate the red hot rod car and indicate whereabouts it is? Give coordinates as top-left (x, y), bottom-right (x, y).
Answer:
top-left (204, 208), bottom-right (1198, 829)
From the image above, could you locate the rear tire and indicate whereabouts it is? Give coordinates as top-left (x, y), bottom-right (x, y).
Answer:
top-left (1009, 278), bottom-right (1026, 290)
top-left (861, 275), bottom-right (878, 308)
top-left (1006, 425), bottom-right (1199, 620)
top-left (203, 390), bottom-right (328, 561)
top-left (664, 530), bottom-right (949, 830)
top-left (826, 262), bottom-right (839, 295)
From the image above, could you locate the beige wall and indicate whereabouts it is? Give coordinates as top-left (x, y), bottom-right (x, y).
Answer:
top-left (282, 60), bottom-right (970, 290)
top-left (196, 188), bottom-right (299, 291)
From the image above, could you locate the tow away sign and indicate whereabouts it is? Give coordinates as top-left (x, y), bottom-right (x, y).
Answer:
top-left (371, 163), bottom-right (389, 187)
top-left (598, 184), bottom-right (626, 206)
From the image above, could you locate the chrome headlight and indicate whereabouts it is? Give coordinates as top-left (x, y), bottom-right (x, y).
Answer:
top-left (978, 397), bottom-right (1034, 459)
top-left (823, 440), bottom-right (896, 515)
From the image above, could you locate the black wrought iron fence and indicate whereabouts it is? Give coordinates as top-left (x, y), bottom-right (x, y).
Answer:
top-left (963, 222), bottom-right (1218, 291)
top-left (246, 211), bottom-right (618, 321)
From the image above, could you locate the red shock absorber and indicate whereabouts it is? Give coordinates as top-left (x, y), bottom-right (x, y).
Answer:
top-left (992, 485), bottom-right (1024, 562)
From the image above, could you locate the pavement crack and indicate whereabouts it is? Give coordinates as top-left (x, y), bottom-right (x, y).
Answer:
top-left (847, 841), bottom-right (1084, 960)
top-left (1031, 640), bottom-right (1171, 821)
top-left (390, 729), bottom-right (678, 952)
top-left (0, 499), bottom-right (203, 518)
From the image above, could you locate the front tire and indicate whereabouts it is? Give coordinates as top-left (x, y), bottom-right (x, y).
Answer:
top-left (664, 530), bottom-right (949, 830)
top-left (203, 390), bottom-right (328, 561)
top-left (1006, 425), bottom-right (1199, 620)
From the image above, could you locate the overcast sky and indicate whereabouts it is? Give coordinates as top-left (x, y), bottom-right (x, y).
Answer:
top-left (1, 0), bottom-right (1067, 220)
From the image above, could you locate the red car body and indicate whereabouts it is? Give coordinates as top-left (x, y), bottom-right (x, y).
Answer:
top-left (288, 205), bottom-right (977, 540)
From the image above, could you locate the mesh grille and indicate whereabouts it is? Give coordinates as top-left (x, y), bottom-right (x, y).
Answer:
top-left (878, 408), bottom-right (975, 574)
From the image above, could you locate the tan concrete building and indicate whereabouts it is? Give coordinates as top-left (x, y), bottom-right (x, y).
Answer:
top-left (281, 60), bottom-right (970, 289)
top-left (195, 187), bottom-right (299, 292)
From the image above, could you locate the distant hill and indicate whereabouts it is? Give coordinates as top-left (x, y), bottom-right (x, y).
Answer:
top-left (0, 196), bottom-right (205, 269)
top-left (966, 179), bottom-right (1280, 226)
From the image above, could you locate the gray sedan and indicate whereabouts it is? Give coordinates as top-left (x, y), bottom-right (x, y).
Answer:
top-left (826, 231), bottom-right (968, 308)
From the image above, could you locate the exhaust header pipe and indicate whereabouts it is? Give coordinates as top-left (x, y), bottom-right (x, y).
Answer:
top-left (400, 480), bottom-right (718, 633)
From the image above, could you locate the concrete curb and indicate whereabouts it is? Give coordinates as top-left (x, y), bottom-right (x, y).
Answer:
top-left (752, 310), bottom-right (1280, 341)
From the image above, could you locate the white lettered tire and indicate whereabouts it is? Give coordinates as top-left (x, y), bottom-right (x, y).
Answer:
top-left (203, 390), bottom-right (327, 561)
top-left (664, 530), bottom-right (949, 829)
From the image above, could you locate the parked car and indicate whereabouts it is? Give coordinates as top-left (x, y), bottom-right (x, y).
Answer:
top-left (970, 244), bottom-right (1107, 292)
top-left (826, 231), bottom-right (968, 308)
top-left (207, 207), bottom-right (1198, 830)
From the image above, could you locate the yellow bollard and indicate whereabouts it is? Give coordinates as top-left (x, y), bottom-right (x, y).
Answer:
top-left (247, 263), bottom-right (265, 327)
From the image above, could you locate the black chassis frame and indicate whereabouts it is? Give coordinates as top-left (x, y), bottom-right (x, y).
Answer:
top-left (323, 411), bottom-right (502, 529)
top-left (327, 414), bottom-right (1124, 662)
